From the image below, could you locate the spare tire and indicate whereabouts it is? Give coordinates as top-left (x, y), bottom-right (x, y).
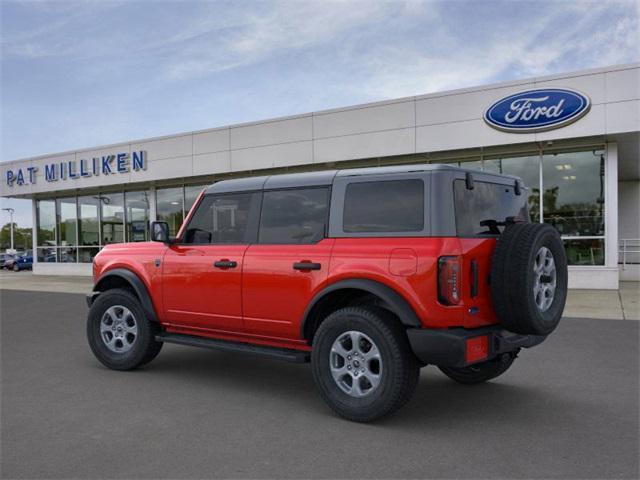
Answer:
top-left (491, 223), bottom-right (567, 335)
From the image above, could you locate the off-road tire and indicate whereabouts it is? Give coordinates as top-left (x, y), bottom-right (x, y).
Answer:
top-left (311, 306), bottom-right (420, 422)
top-left (438, 351), bottom-right (517, 384)
top-left (491, 223), bottom-right (567, 335)
top-left (87, 288), bottom-right (163, 370)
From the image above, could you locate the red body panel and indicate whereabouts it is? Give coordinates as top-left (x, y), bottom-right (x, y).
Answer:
top-left (93, 242), bottom-right (167, 317)
top-left (242, 239), bottom-right (335, 339)
top-left (93, 235), bottom-right (500, 351)
top-left (162, 244), bottom-right (247, 330)
top-left (329, 238), bottom-right (498, 329)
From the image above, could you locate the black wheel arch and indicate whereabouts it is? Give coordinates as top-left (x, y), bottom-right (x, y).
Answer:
top-left (301, 279), bottom-right (422, 343)
top-left (91, 268), bottom-right (159, 323)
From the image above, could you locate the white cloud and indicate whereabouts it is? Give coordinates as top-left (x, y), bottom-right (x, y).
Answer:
top-left (351, 1), bottom-right (640, 100)
top-left (164, 1), bottom-right (401, 80)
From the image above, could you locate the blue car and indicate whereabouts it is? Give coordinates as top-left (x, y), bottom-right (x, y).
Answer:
top-left (13, 252), bottom-right (33, 271)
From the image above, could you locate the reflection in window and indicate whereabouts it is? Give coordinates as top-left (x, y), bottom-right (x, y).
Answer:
top-left (454, 180), bottom-right (529, 236)
top-left (460, 160), bottom-right (483, 171)
top-left (185, 185), bottom-right (204, 214)
top-left (100, 193), bottom-right (124, 244)
top-left (260, 188), bottom-right (329, 244)
top-left (564, 239), bottom-right (605, 265)
top-left (344, 180), bottom-right (424, 233)
top-left (37, 200), bottom-right (56, 246)
top-left (78, 247), bottom-right (100, 263)
top-left (37, 247), bottom-right (57, 263)
top-left (125, 191), bottom-right (150, 242)
top-left (184, 193), bottom-right (257, 244)
top-left (59, 246), bottom-right (77, 263)
top-left (484, 156), bottom-right (540, 222)
top-left (57, 197), bottom-right (77, 247)
top-left (157, 187), bottom-right (184, 237)
top-left (542, 151), bottom-right (605, 237)
top-left (78, 196), bottom-right (100, 246)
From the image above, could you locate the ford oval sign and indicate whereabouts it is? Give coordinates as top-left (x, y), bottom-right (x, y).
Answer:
top-left (484, 88), bottom-right (591, 133)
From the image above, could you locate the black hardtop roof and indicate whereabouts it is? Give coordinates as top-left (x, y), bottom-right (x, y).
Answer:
top-left (204, 163), bottom-right (521, 194)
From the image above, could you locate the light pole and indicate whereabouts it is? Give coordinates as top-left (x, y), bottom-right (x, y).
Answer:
top-left (2, 207), bottom-right (15, 251)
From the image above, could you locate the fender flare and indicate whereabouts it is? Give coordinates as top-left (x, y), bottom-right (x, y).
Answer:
top-left (301, 279), bottom-right (422, 339)
top-left (92, 268), bottom-right (159, 323)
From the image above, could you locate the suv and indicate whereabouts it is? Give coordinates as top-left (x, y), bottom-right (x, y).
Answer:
top-left (87, 164), bottom-right (567, 422)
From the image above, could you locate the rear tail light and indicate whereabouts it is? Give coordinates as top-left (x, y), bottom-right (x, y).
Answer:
top-left (438, 256), bottom-right (461, 305)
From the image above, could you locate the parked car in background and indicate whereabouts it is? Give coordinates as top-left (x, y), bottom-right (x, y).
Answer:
top-left (12, 252), bottom-right (33, 271)
top-left (0, 253), bottom-right (16, 269)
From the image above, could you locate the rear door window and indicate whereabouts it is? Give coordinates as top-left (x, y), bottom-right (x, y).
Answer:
top-left (454, 180), bottom-right (529, 236)
top-left (258, 188), bottom-right (329, 244)
top-left (343, 179), bottom-right (424, 233)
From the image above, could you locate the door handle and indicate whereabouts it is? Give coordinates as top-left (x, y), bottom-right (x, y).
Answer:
top-left (293, 261), bottom-right (321, 271)
top-left (214, 260), bottom-right (237, 269)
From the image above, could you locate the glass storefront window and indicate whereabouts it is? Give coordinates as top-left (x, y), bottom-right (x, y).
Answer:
top-left (56, 197), bottom-right (77, 247)
top-left (59, 246), bottom-right (77, 263)
top-left (157, 187), bottom-right (184, 237)
top-left (542, 151), bottom-right (605, 237)
top-left (185, 185), bottom-right (205, 214)
top-left (37, 247), bottom-right (57, 263)
top-left (484, 155), bottom-right (541, 223)
top-left (563, 239), bottom-right (605, 266)
top-left (460, 160), bottom-right (483, 171)
top-left (125, 191), bottom-right (150, 242)
top-left (100, 193), bottom-right (124, 244)
top-left (78, 247), bottom-right (100, 263)
top-left (36, 200), bottom-right (56, 246)
top-left (30, 156), bottom-right (608, 270)
top-left (78, 196), bottom-right (100, 246)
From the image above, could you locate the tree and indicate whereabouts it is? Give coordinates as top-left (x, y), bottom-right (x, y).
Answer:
top-left (0, 223), bottom-right (33, 251)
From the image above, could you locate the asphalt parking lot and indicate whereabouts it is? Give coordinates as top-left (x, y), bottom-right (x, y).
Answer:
top-left (1, 289), bottom-right (639, 479)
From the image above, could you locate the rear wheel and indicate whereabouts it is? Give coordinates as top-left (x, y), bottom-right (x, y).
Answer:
top-left (311, 307), bottom-right (419, 422)
top-left (87, 288), bottom-right (163, 370)
top-left (438, 351), bottom-right (517, 385)
top-left (13, 263), bottom-right (19, 272)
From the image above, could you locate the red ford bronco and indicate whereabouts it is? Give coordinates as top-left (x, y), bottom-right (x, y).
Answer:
top-left (87, 164), bottom-right (567, 422)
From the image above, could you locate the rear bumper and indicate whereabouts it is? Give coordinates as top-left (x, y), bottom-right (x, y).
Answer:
top-left (407, 325), bottom-right (546, 368)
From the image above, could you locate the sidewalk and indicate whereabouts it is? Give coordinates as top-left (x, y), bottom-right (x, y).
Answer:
top-left (0, 270), bottom-right (92, 295)
top-left (1, 271), bottom-right (638, 320)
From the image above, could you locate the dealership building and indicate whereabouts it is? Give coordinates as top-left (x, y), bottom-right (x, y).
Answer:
top-left (1, 63), bottom-right (638, 289)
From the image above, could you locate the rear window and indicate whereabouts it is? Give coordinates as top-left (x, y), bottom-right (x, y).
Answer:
top-left (454, 180), bottom-right (529, 236)
top-left (343, 179), bottom-right (424, 233)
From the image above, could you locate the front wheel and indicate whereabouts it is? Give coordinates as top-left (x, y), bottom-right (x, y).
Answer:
top-left (87, 288), bottom-right (163, 370)
top-left (311, 307), bottom-right (420, 422)
top-left (438, 351), bottom-right (517, 385)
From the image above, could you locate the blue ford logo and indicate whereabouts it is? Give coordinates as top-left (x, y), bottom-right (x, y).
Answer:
top-left (484, 88), bottom-right (591, 133)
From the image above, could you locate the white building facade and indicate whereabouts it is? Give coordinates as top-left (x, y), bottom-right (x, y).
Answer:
top-left (1, 63), bottom-right (639, 289)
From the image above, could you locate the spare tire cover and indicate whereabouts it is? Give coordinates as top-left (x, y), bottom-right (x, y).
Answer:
top-left (491, 223), bottom-right (568, 335)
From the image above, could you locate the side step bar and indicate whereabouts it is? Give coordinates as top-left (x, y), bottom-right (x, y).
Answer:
top-left (156, 333), bottom-right (311, 363)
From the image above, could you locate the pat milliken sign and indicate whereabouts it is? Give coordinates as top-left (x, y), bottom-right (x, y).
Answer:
top-left (5, 151), bottom-right (147, 187)
top-left (484, 88), bottom-right (591, 133)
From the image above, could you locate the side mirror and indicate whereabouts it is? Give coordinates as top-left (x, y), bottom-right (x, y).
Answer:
top-left (151, 221), bottom-right (170, 243)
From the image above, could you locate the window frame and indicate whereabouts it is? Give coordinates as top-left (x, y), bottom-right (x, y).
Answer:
top-left (178, 191), bottom-right (262, 245)
top-left (257, 186), bottom-right (331, 245)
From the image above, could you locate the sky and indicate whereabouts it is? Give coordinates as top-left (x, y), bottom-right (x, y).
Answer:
top-left (1, 0), bottom-right (639, 228)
